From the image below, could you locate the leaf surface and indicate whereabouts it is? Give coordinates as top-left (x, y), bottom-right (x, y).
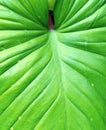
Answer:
top-left (0, 0), bottom-right (106, 130)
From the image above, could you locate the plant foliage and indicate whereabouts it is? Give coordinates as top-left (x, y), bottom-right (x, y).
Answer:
top-left (0, 0), bottom-right (106, 130)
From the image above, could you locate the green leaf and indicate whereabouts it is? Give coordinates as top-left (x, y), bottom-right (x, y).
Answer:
top-left (0, 0), bottom-right (106, 130)
top-left (48, 0), bottom-right (56, 10)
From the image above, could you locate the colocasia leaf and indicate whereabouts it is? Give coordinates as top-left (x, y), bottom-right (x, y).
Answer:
top-left (0, 0), bottom-right (106, 130)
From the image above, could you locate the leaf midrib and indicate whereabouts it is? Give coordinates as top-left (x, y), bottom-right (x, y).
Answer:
top-left (49, 30), bottom-right (68, 129)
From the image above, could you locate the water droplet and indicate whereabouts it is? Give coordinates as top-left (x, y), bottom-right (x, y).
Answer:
top-left (18, 116), bottom-right (22, 120)
top-left (91, 83), bottom-right (94, 87)
top-left (10, 127), bottom-right (14, 130)
top-left (90, 118), bottom-right (93, 121)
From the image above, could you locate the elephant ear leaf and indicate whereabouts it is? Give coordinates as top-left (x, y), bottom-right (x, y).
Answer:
top-left (0, 0), bottom-right (106, 130)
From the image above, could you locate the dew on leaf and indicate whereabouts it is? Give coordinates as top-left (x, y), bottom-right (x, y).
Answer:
top-left (18, 116), bottom-right (22, 120)
top-left (91, 83), bottom-right (94, 87)
top-left (10, 127), bottom-right (14, 130)
top-left (90, 118), bottom-right (94, 121)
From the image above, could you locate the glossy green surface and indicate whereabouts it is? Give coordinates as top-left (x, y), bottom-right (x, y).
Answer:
top-left (48, 0), bottom-right (56, 10)
top-left (0, 0), bottom-right (106, 130)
